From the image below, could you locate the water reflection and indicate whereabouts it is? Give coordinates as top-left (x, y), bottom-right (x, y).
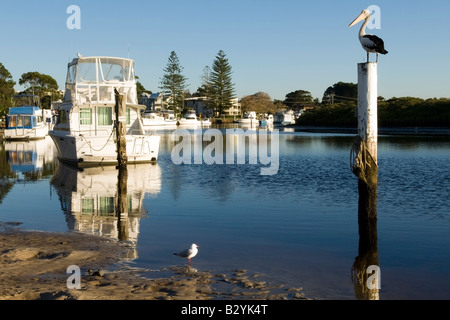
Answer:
top-left (352, 213), bottom-right (379, 300)
top-left (4, 136), bottom-right (55, 180)
top-left (351, 136), bottom-right (380, 300)
top-left (50, 162), bottom-right (162, 259)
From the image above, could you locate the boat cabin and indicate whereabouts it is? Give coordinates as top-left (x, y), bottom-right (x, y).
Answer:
top-left (55, 56), bottom-right (144, 134)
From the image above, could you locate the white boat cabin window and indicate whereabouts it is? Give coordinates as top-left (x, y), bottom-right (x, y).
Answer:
top-left (7, 116), bottom-right (16, 128)
top-left (80, 108), bottom-right (92, 125)
top-left (16, 116), bottom-right (23, 127)
top-left (23, 116), bottom-right (32, 128)
top-left (126, 108), bottom-right (131, 125)
top-left (97, 107), bottom-right (112, 126)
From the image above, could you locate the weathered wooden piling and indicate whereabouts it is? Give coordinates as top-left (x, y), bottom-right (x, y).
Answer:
top-left (351, 62), bottom-right (379, 219)
top-left (114, 89), bottom-right (129, 240)
top-left (350, 62), bottom-right (380, 299)
top-left (357, 62), bottom-right (378, 163)
top-left (114, 89), bottom-right (128, 167)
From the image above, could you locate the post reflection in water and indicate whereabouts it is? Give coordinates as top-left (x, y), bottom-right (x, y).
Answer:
top-left (50, 162), bottom-right (162, 260)
top-left (351, 164), bottom-right (380, 300)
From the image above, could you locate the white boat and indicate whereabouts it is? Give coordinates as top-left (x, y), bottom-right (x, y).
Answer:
top-left (235, 111), bottom-right (259, 126)
top-left (162, 110), bottom-right (178, 124)
top-left (4, 94), bottom-right (53, 141)
top-left (49, 55), bottom-right (160, 167)
top-left (259, 114), bottom-right (274, 126)
top-left (274, 110), bottom-right (296, 126)
top-left (141, 111), bottom-right (178, 131)
top-left (142, 111), bottom-right (168, 127)
top-left (177, 110), bottom-right (211, 127)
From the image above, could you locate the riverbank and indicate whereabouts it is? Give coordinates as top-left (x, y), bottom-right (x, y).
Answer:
top-left (0, 223), bottom-right (309, 300)
top-left (288, 125), bottom-right (450, 136)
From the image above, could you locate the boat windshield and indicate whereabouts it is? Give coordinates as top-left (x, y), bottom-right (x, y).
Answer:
top-left (68, 57), bottom-right (135, 84)
top-left (65, 56), bottom-right (138, 104)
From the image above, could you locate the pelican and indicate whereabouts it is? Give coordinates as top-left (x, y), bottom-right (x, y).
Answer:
top-left (349, 9), bottom-right (388, 63)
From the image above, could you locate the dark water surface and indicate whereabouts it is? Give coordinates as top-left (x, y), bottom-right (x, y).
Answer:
top-left (1, 128), bottom-right (449, 300)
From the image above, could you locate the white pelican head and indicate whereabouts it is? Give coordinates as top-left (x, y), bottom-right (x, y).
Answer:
top-left (348, 9), bottom-right (371, 27)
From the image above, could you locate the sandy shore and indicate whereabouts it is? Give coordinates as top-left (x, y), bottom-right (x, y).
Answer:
top-left (0, 222), bottom-right (309, 300)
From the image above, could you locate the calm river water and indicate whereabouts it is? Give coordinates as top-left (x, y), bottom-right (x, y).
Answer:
top-left (1, 125), bottom-right (449, 300)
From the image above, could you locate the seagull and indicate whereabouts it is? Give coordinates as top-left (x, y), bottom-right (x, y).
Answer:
top-left (348, 9), bottom-right (388, 63)
top-left (173, 243), bottom-right (199, 266)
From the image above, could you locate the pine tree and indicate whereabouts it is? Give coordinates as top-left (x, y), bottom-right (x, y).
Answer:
top-left (209, 50), bottom-right (235, 116)
top-left (159, 51), bottom-right (189, 113)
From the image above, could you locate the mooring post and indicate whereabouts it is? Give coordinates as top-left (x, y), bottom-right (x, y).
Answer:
top-left (115, 89), bottom-right (128, 167)
top-left (114, 89), bottom-right (129, 240)
top-left (357, 62), bottom-right (378, 163)
top-left (358, 62), bottom-right (378, 220)
top-left (350, 62), bottom-right (380, 299)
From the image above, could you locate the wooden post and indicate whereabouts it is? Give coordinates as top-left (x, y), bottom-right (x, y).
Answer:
top-left (114, 89), bottom-right (129, 240)
top-left (357, 62), bottom-right (378, 163)
top-left (115, 89), bottom-right (128, 167)
top-left (351, 62), bottom-right (380, 299)
top-left (351, 62), bottom-right (379, 219)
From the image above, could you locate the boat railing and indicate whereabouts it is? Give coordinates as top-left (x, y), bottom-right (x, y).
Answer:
top-left (70, 128), bottom-right (113, 137)
top-left (129, 129), bottom-right (157, 136)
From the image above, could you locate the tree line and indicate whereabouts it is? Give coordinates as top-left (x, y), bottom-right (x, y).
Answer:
top-left (296, 96), bottom-right (450, 128)
top-left (2, 57), bottom-right (449, 127)
top-left (0, 62), bottom-right (62, 117)
top-left (157, 50), bottom-right (236, 116)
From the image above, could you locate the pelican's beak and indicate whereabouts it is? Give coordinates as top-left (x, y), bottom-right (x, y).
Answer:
top-left (348, 11), bottom-right (367, 27)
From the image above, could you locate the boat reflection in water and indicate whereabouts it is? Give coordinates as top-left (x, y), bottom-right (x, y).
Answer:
top-left (50, 162), bottom-right (162, 259)
top-left (5, 136), bottom-right (55, 178)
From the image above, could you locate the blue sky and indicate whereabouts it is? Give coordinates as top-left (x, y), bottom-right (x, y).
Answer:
top-left (1, 0), bottom-right (449, 101)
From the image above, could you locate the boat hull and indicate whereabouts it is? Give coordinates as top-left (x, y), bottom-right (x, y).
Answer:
top-left (177, 120), bottom-right (211, 127)
top-left (4, 124), bottom-right (49, 141)
top-left (50, 130), bottom-right (160, 167)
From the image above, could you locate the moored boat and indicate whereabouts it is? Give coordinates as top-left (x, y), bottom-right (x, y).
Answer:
top-left (142, 111), bottom-right (168, 127)
top-left (274, 110), bottom-right (296, 126)
top-left (4, 94), bottom-right (53, 141)
top-left (177, 110), bottom-right (211, 127)
top-left (259, 114), bottom-right (274, 126)
top-left (235, 111), bottom-right (259, 126)
top-left (49, 55), bottom-right (160, 167)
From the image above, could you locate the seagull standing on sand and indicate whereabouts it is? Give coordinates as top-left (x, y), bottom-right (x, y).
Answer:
top-left (174, 243), bottom-right (199, 266)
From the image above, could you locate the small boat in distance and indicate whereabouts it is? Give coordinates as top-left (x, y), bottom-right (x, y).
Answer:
top-left (4, 94), bottom-right (53, 141)
top-left (142, 111), bottom-right (168, 127)
top-left (141, 110), bottom-right (178, 130)
top-left (162, 110), bottom-right (178, 124)
top-left (177, 110), bottom-right (211, 127)
top-left (259, 114), bottom-right (274, 127)
top-left (274, 110), bottom-right (296, 126)
top-left (235, 111), bottom-right (259, 127)
top-left (49, 55), bottom-right (160, 167)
